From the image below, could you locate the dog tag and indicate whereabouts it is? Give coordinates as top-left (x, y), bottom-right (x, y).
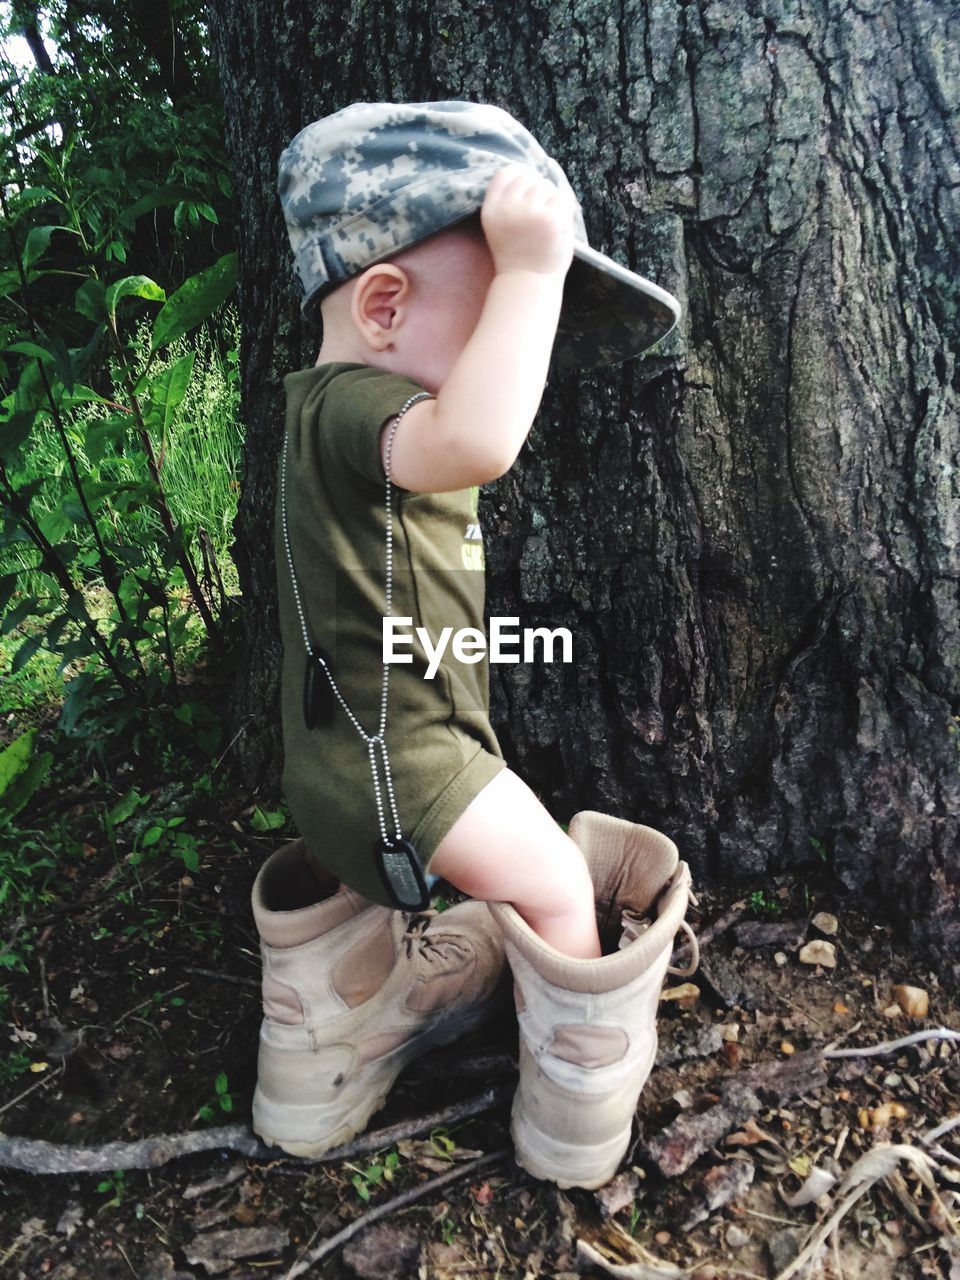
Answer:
top-left (374, 836), bottom-right (430, 911)
top-left (303, 650), bottom-right (335, 729)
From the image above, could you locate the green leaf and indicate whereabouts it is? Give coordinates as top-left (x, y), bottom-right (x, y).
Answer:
top-left (141, 826), bottom-right (164, 849)
top-left (2, 595), bottom-right (39, 635)
top-left (16, 186), bottom-right (58, 209)
top-left (180, 846), bottom-right (200, 873)
top-left (6, 341), bottom-right (54, 362)
top-left (118, 184), bottom-right (200, 228)
top-left (105, 275), bottom-right (165, 322)
top-left (0, 729), bottom-right (36, 793)
top-left (75, 279), bottom-right (107, 323)
top-left (150, 254), bottom-right (236, 352)
top-left (145, 352), bottom-right (195, 433)
top-left (108, 788), bottom-right (145, 826)
top-left (23, 225), bottom-right (70, 268)
top-left (10, 633), bottom-right (43, 674)
top-left (43, 614), bottom-right (70, 649)
top-left (250, 806), bottom-right (286, 832)
top-left (0, 573), bottom-right (18, 613)
top-left (0, 732), bottom-right (51, 817)
top-left (0, 409), bottom-right (37, 464)
top-left (215, 1072), bottom-right (228, 1094)
top-left (84, 415), bottom-right (130, 466)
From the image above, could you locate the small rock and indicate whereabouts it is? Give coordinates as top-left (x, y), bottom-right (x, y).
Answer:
top-left (185, 1227), bottom-right (288, 1276)
top-left (798, 940), bottom-right (836, 968)
top-left (766, 1229), bottom-right (801, 1274)
top-left (343, 1223), bottom-right (421, 1279)
top-left (883, 1072), bottom-right (902, 1088)
top-left (892, 984), bottom-right (929, 1018)
top-left (883, 1003), bottom-right (902, 1018)
top-left (726, 1224), bottom-right (750, 1249)
top-left (719, 1022), bottom-right (740, 1042)
top-left (654, 1230), bottom-right (672, 1246)
top-left (673, 1088), bottom-right (695, 1109)
top-left (812, 911), bottom-right (838, 936)
top-left (657, 1023), bottom-right (723, 1066)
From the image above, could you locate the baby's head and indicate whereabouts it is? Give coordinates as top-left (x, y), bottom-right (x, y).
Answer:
top-left (279, 102), bottom-right (680, 373)
top-left (316, 212), bottom-right (495, 393)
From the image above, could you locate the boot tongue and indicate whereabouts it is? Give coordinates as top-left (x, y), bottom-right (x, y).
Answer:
top-left (617, 906), bottom-right (653, 951)
top-left (568, 811), bottom-right (680, 914)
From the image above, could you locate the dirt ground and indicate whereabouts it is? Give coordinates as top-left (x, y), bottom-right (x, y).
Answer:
top-left (1, 771), bottom-right (959, 1280)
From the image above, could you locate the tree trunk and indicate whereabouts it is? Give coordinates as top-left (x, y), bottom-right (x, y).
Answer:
top-left (209, 0), bottom-right (959, 980)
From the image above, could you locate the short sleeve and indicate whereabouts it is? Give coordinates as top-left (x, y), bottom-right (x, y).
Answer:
top-left (315, 366), bottom-right (431, 489)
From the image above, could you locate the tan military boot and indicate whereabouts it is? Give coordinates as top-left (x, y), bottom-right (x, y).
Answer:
top-left (488, 811), bottom-right (696, 1189)
top-left (251, 839), bottom-right (507, 1157)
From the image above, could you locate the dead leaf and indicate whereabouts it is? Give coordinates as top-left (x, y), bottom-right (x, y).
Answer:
top-left (782, 1166), bottom-right (838, 1207)
top-left (725, 1119), bottom-right (774, 1148)
top-left (660, 983), bottom-right (700, 1004)
top-left (471, 1181), bottom-right (494, 1206)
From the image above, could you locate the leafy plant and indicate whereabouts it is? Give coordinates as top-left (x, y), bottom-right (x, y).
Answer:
top-left (348, 1150), bottom-right (402, 1202)
top-left (196, 1071), bottom-right (235, 1124)
top-left (748, 888), bottom-right (783, 919)
top-left (96, 1169), bottom-right (126, 1211)
top-left (809, 836), bottom-right (830, 864)
top-left (0, 55), bottom-right (239, 756)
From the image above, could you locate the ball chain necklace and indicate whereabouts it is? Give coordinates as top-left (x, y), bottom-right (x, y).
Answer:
top-left (280, 389), bottom-right (433, 911)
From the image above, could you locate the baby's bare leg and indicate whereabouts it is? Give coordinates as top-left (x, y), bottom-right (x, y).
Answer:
top-left (431, 769), bottom-right (601, 959)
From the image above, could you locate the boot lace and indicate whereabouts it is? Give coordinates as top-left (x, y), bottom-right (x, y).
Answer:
top-left (402, 910), bottom-right (471, 966)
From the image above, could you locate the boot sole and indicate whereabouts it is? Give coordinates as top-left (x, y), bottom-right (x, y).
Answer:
top-left (252, 993), bottom-right (503, 1158)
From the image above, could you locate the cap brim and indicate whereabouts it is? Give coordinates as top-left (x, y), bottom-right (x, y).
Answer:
top-left (554, 242), bottom-right (681, 370)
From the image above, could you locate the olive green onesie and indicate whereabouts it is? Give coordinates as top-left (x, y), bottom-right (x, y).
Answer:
top-left (276, 362), bottom-right (506, 905)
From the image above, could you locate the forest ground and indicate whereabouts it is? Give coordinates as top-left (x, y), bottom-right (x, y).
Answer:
top-left (1, 713), bottom-right (958, 1280)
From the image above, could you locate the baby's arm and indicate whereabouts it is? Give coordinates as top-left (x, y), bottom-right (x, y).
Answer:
top-left (384, 166), bottom-right (575, 492)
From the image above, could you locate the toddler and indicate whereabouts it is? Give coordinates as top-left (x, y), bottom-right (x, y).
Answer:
top-left (252, 102), bottom-right (695, 1189)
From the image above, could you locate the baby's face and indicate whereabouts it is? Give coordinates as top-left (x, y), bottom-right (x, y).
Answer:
top-left (388, 221), bottom-right (496, 393)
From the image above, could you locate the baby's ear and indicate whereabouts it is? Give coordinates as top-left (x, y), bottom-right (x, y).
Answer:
top-left (351, 264), bottom-right (408, 351)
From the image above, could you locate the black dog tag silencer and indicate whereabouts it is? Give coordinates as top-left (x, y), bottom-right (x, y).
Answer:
top-left (374, 836), bottom-right (430, 911)
top-left (303, 650), bottom-right (335, 729)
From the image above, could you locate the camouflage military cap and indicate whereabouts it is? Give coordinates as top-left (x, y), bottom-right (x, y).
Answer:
top-left (278, 101), bottom-right (680, 368)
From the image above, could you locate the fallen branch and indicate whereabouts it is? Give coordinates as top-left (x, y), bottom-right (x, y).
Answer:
top-left (280, 1148), bottom-right (510, 1279)
top-left (0, 1086), bottom-right (507, 1174)
top-left (824, 1027), bottom-right (960, 1059)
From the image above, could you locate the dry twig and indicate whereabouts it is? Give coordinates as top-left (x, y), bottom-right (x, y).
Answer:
top-left (823, 1027), bottom-right (960, 1059)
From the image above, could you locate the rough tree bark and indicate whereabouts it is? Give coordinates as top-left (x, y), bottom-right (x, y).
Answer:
top-left (209, 0), bottom-right (959, 979)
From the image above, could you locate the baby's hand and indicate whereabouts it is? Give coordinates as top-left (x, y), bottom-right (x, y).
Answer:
top-left (481, 164), bottom-right (576, 279)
